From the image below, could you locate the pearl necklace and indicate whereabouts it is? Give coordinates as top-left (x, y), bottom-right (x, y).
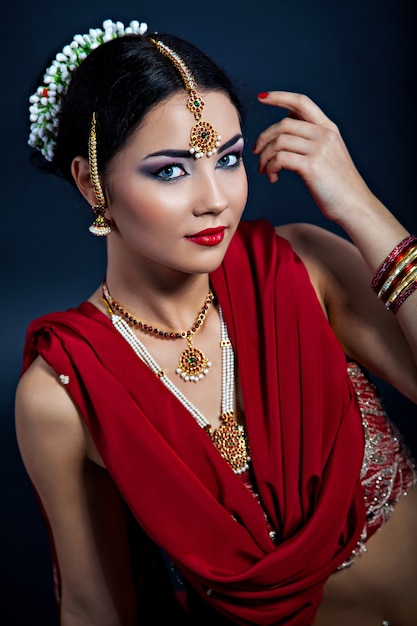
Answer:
top-left (109, 306), bottom-right (250, 474)
top-left (102, 283), bottom-right (214, 383)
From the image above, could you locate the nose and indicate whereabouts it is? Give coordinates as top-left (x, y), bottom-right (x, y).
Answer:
top-left (192, 170), bottom-right (228, 216)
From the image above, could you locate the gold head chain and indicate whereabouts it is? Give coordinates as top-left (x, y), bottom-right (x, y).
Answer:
top-left (149, 38), bottom-right (221, 158)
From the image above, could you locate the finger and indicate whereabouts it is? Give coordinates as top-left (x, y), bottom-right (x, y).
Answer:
top-left (257, 91), bottom-right (329, 124)
top-left (254, 117), bottom-right (317, 154)
top-left (258, 135), bottom-right (311, 174)
top-left (263, 151), bottom-right (306, 184)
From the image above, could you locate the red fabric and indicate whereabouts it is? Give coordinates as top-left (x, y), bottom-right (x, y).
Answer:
top-left (22, 220), bottom-right (365, 625)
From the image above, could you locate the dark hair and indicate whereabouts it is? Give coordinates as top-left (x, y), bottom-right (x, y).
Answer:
top-left (32, 33), bottom-right (244, 185)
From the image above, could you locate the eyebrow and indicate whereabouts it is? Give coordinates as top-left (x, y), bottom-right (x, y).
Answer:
top-left (143, 133), bottom-right (244, 160)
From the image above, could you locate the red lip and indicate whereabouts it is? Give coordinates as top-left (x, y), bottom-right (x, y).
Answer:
top-left (186, 226), bottom-right (226, 247)
top-left (189, 226), bottom-right (226, 237)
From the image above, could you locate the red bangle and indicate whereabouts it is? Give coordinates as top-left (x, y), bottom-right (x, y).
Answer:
top-left (371, 235), bottom-right (417, 293)
top-left (380, 259), bottom-right (417, 302)
top-left (390, 280), bottom-right (417, 314)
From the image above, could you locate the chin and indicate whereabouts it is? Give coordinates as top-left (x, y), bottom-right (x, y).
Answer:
top-left (177, 254), bottom-right (227, 276)
top-left (196, 249), bottom-right (230, 273)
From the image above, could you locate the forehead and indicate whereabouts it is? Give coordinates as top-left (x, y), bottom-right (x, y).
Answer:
top-left (129, 90), bottom-right (242, 155)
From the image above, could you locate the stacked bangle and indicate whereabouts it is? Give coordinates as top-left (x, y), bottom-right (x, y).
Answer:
top-left (371, 235), bottom-right (417, 313)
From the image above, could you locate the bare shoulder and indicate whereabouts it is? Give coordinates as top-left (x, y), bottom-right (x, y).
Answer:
top-left (15, 356), bottom-right (87, 490)
top-left (275, 221), bottom-right (321, 246)
top-left (274, 222), bottom-right (356, 313)
top-left (275, 222), bottom-right (358, 263)
top-left (275, 222), bottom-right (374, 296)
top-left (16, 356), bottom-right (85, 443)
top-left (275, 221), bottom-right (366, 299)
top-left (275, 222), bottom-right (378, 314)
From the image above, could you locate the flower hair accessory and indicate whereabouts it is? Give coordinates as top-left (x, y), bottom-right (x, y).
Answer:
top-left (28, 19), bottom-right (148, 161)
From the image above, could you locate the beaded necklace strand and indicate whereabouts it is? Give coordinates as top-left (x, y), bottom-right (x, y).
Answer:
top-left (102, 291), bottom-right (250, 473)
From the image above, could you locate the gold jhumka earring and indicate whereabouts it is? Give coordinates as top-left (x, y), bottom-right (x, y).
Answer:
top-left (88, 112), bottom-right (112, 236)
top-left (150, 38), bottom-right (221, 158)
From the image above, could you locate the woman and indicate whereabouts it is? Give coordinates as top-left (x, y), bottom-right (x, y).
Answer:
top-left (15, 19), bottom-right (417, 626)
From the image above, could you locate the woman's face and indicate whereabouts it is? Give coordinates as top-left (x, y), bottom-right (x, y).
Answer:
top-left (104, 90), bottom-right (247, 276)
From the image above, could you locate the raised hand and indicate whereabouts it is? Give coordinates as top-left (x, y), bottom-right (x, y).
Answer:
top-left (252, 91), bottom-right (376, 226)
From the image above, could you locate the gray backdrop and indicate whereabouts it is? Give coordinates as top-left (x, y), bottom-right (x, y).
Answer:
top-left (2, 0), bottom-right (416, 623)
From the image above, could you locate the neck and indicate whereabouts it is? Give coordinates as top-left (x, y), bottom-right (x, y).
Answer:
top-left (103, 267), bottom-right (212, 331)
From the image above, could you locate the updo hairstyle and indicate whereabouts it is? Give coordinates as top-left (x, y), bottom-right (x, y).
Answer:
top-left (33, 33), bottom-right (244, 186)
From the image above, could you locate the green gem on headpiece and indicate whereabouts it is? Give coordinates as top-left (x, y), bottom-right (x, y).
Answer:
top-left (150, 38), bottom-right (222, 159)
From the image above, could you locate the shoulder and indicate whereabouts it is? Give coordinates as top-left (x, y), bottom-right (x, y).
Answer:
top-left (15, 356), bottom-right (87, 484)
top-left (237, 219), bottom-right (351, 263)
top-left (16, 355), bottom-right (81, 426)
top-left (275, 222), bottom-right (356, 258)
top-left (274, 222), bottom-right (351, 313)
top-left (276, 221), bottom-right (367, 292)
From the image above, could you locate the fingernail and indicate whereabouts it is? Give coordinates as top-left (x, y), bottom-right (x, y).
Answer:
top-left (258, 92), bottom-right (269, 99)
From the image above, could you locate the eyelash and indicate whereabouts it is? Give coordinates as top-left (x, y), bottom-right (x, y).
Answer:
top-left (153, 150), bottom-right (243, 182)
top-left (216, 151), bottom-right (243, 170)
top-left (154, 164), bottom-right (186, 182)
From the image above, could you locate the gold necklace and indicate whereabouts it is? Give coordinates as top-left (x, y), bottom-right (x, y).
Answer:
top-left (102, 282), bottom-right (215, 383)
top-left (108, 302), bottom-right (250, 473)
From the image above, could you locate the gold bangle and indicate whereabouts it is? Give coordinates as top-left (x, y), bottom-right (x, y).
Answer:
top-left (377, 246), bottom-right (417, 300)
top-left (385, 266), bottom-right (417, 309)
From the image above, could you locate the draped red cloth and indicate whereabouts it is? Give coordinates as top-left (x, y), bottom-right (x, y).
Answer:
top-left (22, 220), bottom-right (365, 625)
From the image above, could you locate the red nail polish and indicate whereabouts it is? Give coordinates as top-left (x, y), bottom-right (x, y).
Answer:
top-left (258, 92), bottom-right (269, 99)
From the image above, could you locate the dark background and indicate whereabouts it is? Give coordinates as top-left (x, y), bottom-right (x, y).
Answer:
top-left (1, 1), bottom-right (416, 624)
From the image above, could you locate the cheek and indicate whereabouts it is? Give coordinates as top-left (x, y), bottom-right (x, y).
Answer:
top-left (109, 183), bottom-right (178, 228)
top-left (229, 169), bottom-right (248, 209)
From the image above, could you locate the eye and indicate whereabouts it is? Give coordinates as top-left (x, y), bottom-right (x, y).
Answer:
top-left (154, 164), bottom-right (187, 181)
top-left (216, 151), bottom-right (243, 170)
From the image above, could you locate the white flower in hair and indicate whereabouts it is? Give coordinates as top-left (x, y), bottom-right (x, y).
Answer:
top-left (28, 19), bottom-right (148, 161)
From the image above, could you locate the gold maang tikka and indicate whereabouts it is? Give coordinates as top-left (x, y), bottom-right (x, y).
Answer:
top-left (88, 112), bottom-right (112, 236)
top-left (150, 39), bottom-right (221, 159)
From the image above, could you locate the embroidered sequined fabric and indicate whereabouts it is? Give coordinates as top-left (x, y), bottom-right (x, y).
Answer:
top-left (239, 362), bottom-right (417, 565)
top-left (338, 362), bottom-right (417, 568)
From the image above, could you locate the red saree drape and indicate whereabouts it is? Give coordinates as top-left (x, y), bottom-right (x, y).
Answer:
top-left (22, 220), bottom-right (365, 625)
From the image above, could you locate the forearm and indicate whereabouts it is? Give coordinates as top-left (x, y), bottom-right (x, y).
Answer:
top-left (253, 91), bottom-right (417, 393)
top-left (336, 193), bottom-right (417, 372)
top-left (335, 191), bottom-right (408, 274)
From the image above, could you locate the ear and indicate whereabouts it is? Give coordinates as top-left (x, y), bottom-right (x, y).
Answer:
top-left (71, 156), bottom-right (106, 207)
